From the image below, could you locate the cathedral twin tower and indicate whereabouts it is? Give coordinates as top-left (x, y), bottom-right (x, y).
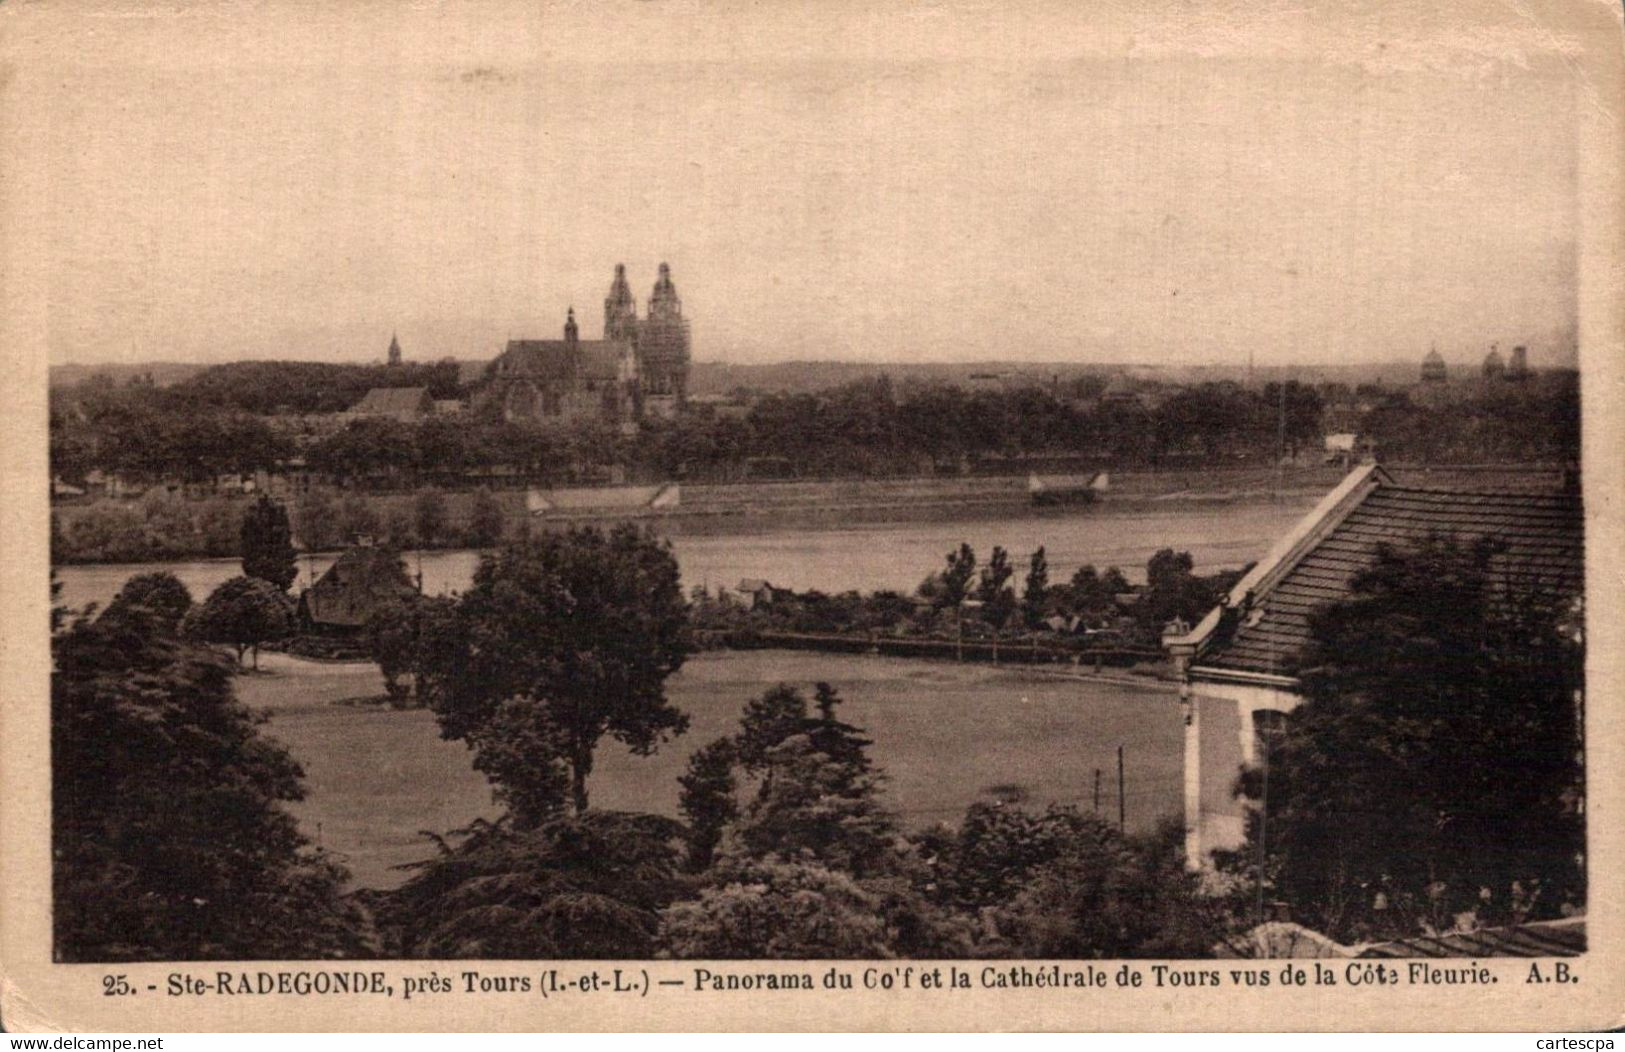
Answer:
top-left (603, 262), bottom-right (691, 403)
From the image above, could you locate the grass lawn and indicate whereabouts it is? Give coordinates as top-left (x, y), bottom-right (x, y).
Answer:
top-left (247, 650), bottom-right (1185, 889)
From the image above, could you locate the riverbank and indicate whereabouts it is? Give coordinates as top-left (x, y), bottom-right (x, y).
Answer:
top-left (50, 465), bottom-right (1345, 564)
top-left (53, 495), bottom-right (1319, 614)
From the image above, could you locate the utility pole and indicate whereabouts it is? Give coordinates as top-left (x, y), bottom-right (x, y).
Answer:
top-left (1117, 744), bottom-right (1126, 832)
top-left (1257, 730), bottom-right (1270, 924)
top-left (1275, 376), bottom-right (1287, 503)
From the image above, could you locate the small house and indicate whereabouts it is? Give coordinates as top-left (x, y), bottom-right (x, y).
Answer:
top-left (298, 544), bottom-right (418, 634)
top-left (734, 579), bottom-right (777, 610)
top-left (1322, 432), bottom-right (1359, 466)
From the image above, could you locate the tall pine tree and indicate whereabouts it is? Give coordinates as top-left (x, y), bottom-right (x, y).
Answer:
top-left (240, 494), bottom-right (298, 591)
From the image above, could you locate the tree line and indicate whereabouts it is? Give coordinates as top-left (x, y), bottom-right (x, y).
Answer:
top-left (52, 487), bottom-right (510, 564)
top-left (50, 368), bottom-right (1580, 491)
top-left (690, 542), bottom-right (1241, 652)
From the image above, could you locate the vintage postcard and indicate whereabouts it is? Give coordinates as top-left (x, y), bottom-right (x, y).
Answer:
top-left (1, 0), bottom-right (1622, 1033)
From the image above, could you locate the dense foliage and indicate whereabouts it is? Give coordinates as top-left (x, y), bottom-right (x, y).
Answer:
top-left (660, 682), bottom-right (1219, 958)
top-left (184, 575), bottom-right (295, 668)
top-left (691, 541), bottom-right (1240, 652)
top-left (51, 370), bottom-right (1579, 492)
top-left (1231, 536), bottom-right (1585, 942)
top-left (240, 495), bottom-right (298, 591)
top-left (380, 811), bottom-right (686, 959)
top-left (415, 525), bottom-right (692, 818)
top-left (53, 574), bottom-right (365, 960)
top-left (171, 360), bottom-right (462, 415)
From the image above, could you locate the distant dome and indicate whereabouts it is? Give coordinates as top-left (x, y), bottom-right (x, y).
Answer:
top-left (1483, 348), bottom-right (1505, 377)
top-left (1421, 350), bottom-right (1447, 382)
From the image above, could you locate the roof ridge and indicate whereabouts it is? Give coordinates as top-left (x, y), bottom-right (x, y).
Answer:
top-left (1378, 483), bottom-right (1578, 501)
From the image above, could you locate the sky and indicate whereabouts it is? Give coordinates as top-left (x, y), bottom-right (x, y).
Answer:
top-left (7, 0), bottom-right (1593, 368)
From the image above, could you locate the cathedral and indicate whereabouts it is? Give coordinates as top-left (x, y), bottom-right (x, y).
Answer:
top-left (478, 263), bottom-right (692, 424)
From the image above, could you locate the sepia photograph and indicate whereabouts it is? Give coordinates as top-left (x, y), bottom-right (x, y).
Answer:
top-left (3, 0), bottom-right (1622, 1034)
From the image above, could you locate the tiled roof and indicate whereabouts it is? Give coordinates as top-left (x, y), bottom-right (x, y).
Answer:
top-left (500, 340), bottom-right (630, 382)
top-left (1357, 917), bottom-right (1585, 958)
top-left (302, 546), bottom-right (418, 628)
top-left (1220, 917), bottom-right (1585, 958)
top-left (352, 387), bottom-right (431, 415)
top-left (1190, 470), bottom-right (1582, 678)
top-left (456, 359), bottom-right (492, 385)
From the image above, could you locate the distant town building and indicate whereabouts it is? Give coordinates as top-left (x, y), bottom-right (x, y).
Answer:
top-left (476, 263), bottom-right (693, 424)
top-left (349, 386), bottom-right (433, 422)
top-left (734, 579), bottom-right (779, 610)
top-left (1482, 344), bottom-right (1505, 379)
top-left (387, 333), bottom-right (403, 367)
top-left (1420, 349), bottom-right (1447, 383)
top-left (1321, 432), bottom-right (1358, 465)
top-left (1508, 345), bottom-right (1531, 380)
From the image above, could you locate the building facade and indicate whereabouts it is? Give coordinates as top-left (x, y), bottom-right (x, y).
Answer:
top-left (478, 263), bottom-right (692, 425)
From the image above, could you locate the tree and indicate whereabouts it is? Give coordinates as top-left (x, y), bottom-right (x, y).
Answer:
top-left (240, 495), bottom-right (298, 591)
top-left (99, 572), bottom-right (193, 634)
top-left (677, 738), bottom-right (738, 872)
top-left (465, 487), bottom-right (505, 548)
top-left (53, 594), bottom-right (365, 960)
top-left (977, 545), bottom-right (1017, 629)
top-left (660, 858), bottom-right (896, 958)
top-left (382, 503), bottom-right (416, 549)
top-left (1137, 549), bottom-right (1233, 641)
top-left (1067, 564), bottom-right (1131, 624)
top-left (1234, 536), bottom-right (1585, 942)
top-left (995, 817), bottom-right (1225, 958)
top-left (732, 733), bottom-right (896, 878)
top-left (294, 488), bottom-right (338, 552)
top-left (939, 543), bottom-right (977, 609)
top-left (1146, 548), bottom-right (1195, 591)
top-left (976, 545), bottom-right (1013, 603)
top-left (414, 487), bottom-right (449, 547)
top-left (415, 525), bottom-right (691, 819)
top-left (1022, 547), bottom-right (1049, 628)
top-left (186, 575), bottom-right (294, 669)
top-left (1260, 380), bottom-right (1324, 459)
top-left (366, 596), bottom-right (442, 707)
top-left (335, 493), bottom-right (380, 545)
top-left (659, 683), bottom-right (972, 959)
top-left (381, 811), bottom-right (685, 959)
top-left (930, 802), bottom-right (1104, 911)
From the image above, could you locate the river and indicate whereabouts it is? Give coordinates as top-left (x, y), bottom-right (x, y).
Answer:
top-left (53, 497), bottom-right (1316, 613)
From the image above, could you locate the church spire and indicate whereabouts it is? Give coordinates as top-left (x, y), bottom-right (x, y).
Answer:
top-left (564, 306), bottom-right (579, 345)
top-left (605, 263), bottom-right (638, 342)
top-left (387, 332), bottom-right (402, 366)
top-left (648, 262), bottom-right (681, 318)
